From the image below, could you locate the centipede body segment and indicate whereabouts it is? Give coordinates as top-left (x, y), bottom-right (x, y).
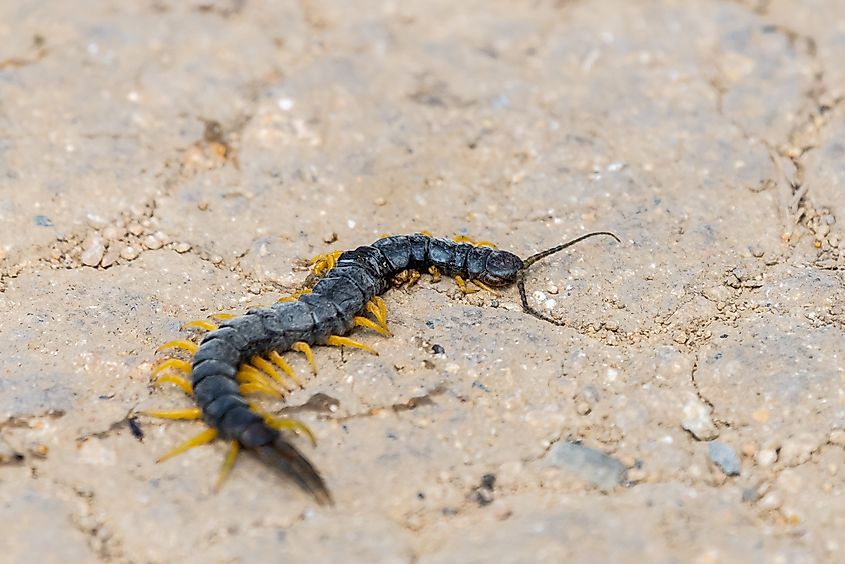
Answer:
top-left (146, 231), bottom-right (619, 503)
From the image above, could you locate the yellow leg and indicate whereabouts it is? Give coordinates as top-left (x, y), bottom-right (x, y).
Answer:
top-left (454, 275), bottom-right (479, 294)
top-left (454, 234), bottom-right (498, 248)
top-left (239, 382), bottom-right (283, 399)
top-left (242, 362), bottom-right (292, 392)
top-left (309, 250), bottom-right (344, 276)
top-left (278, 288), bottom-right (313, 303)
top-left (471, 279), bottom-right (501, 296)
top-left (249, 404), bottom-right (317, 446)
top-left (209, 312), bottom-right (237, 321)
top-left (408, 270), bottom-right (422, 288)
top-left (373, 296), bottom-right (388, 325)
top-left (236, 368), bottom-right (287, 397)
top-left (152, 358), bottom-right (192, 377)
top-left (181, 320), bottom-right (218, 331)
top-left (326, 335), bottom-right (378, 355)
top-left (428, 265), bottom-right (442, 283)
top-left (143, 407), bottom-right (203, 420)
top-left (250, 355), bottom-right (286, 385)
top-left (391, 270), bottom-right (409, 286)
top-left (392, 269), bottom-right (421, 288)
top-left (267, 417), bottom-right (317, 446)
top-left (214, 441), bottom-right (240, 492)
top-left (366, 298), bottom-right (389, 333)
top-left (152, 373), bottom-right (193, 395)
top-left (407, 270), bottom-right (421, 288)
top-left (366, 300), bottom-right (382, 324)
top-left (155, 339), bottom-right (199, 354)
top-left (354, 316), bottom-right (391, 337)
top-left (292, 342), bottom-right (317, 375)
top-left (156, 427), bottom-right (218, 463)
top-left (268, 351), bottom-right (305, 388)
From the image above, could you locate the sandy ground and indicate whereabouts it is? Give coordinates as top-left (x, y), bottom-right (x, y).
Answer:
top-left (1, 0), bottom-right (844, 562)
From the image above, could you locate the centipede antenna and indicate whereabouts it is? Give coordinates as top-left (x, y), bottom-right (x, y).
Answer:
top-left (517, 231), bottom-right (621, 326)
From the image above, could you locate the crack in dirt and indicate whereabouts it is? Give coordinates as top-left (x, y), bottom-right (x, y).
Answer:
top-left (49, 479), bottom-right (126, 561)
top-left (715, 0), bottom-right (844, 252)
top-left (321, 386), bottom-right (446, 423)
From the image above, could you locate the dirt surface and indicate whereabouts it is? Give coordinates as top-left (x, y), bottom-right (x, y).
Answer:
top-left (1, 0), bottom-right (844, 562)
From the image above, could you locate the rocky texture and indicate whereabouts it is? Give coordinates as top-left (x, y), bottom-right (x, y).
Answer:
top-left (1, 0), bottom-right (844, 561)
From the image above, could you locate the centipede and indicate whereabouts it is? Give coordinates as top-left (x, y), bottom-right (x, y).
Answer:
top-left (144, 231), bottom-right (620, 504)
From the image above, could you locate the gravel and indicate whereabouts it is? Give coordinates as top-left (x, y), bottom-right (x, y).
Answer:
top-left (708, 442), bottom-right (741, 476)
top-left (545, 441), bottom-right (628, 490)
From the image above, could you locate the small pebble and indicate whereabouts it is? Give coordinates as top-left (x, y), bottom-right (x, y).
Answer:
top-left (323, 232), bottom-right (338, 244)
top-left (154, 230), bottom-right (169, 243)
top-left (546, 284), bottom-right (559, 294)
top-left (127, 222), bottom-right (144, 236)
top-left (708, 441), bottom-right (741, 476)
top-left (374, 197), bottom-right (386, 206)
top-left (174, 242), bottom-right (191, 253)
top-left (682, 398), bottom-right (719, 440)
top-left (575, 401), bottom-right (591, 415)
top-left (86, 213), bottom-right (108, 229)
top-left (211, 255), bottom-right (224, 265)
top-left (473, 487), bottom-right (494, 507)
top-left (80, 234), bottom-right (105, 267)
top-left (755, 449), bottom-right (778, 467)
top-left (143, 235), bottom-right (162, 250)
top-left (100, 245), bottom-right (120, 268)
top-left (120, 245), bottom-right (139, 260)
top-left (34, 214), bottom-right (53, 227)
top-left (102, 225), bottom-right (125, 240)
top-left (702, 285), bottom-right (732, 302)
top-left (757, 491), bottom-right (782, 511)
top-left (544, 441), bottom-right (627, 490)
top-left (431, 344), bottom-right (445, 355)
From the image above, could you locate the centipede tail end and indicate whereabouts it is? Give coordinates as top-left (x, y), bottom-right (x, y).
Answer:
top-left (254, 437), bottom-right (333, 505)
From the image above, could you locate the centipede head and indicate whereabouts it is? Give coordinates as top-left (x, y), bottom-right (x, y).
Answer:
top-left (478, 250), bottom-right (526, 286)
top-left (516, 231), bottom-right (621, 325)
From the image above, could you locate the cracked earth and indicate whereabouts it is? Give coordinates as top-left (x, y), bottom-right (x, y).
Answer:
top-left (1, 0), bottom-right (844, 562)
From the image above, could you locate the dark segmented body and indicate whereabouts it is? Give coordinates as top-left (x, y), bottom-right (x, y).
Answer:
top-left (189, 234), bottom-right (524, 496)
